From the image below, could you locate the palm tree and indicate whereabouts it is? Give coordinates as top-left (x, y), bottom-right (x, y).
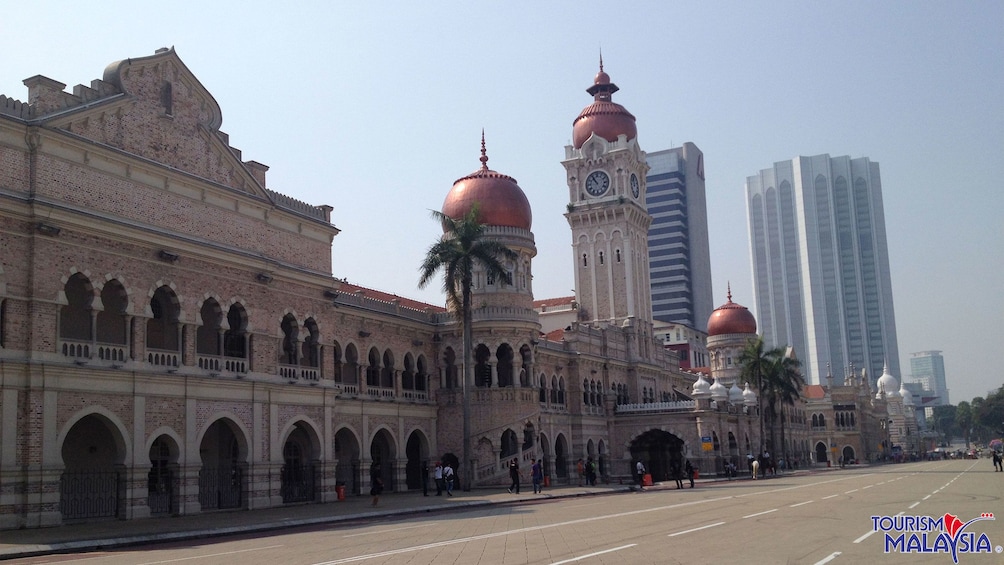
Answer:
top-left (419, 204), bottom-right (517, 490)
top-left (770, 349), bottom-right (804, 470)
top-left (739, 336), bottom-right (783, 461)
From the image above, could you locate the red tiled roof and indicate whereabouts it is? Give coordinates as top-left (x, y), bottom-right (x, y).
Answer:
top-left (544, 328), bottom-right (565, 342)
top-left (336, 282), bottom-right (447, 313)
top-left (533, 296), bottom-right (576, 309)
top-left (803, 384), bottom-right (827, 399)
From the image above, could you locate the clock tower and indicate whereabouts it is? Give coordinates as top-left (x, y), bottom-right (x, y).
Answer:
top-left (563, 62), bottom-right (653, 330)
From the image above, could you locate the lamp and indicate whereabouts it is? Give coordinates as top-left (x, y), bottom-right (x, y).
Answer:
top-left (158, 250), bottom-right (180, 262)
top-left (36, 222), bottom-right (61, 236)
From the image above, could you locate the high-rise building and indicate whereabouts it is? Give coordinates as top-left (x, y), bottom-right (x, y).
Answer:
top-left (910, 350), bottom-right (949, 406)
top-left (746, 154), bottom-right (901, 386)
top-left (645, 144), bottom-right (714, 332)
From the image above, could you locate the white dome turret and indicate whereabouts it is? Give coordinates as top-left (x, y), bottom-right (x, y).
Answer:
top-left (742, 382), bottom-right (757, 406)
top-left (710, 378), bottom-right (728, 402)
top-left (692, 374), bottom-right (712, 399)
top-left (729, 382), bottom-right (744, 403)
top-left (875, 361), bottom-right (900, 400)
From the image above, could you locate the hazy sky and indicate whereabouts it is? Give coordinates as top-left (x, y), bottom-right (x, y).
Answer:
top-left (2, 2), bottom-right (1000, 404)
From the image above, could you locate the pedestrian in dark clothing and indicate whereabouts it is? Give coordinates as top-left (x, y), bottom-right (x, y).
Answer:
top-left (586, 457), bottom-right (597, 486)
top-left (508, 458), bottom-right (521, 493)
top-left (672, 462), bottom-right (684, 489)
top-left (685, 460), bottom-right (695, 488)
top-left (531, 458), bottom-right (544, 493)
top-left (370, 462), bottom-right (383, 506)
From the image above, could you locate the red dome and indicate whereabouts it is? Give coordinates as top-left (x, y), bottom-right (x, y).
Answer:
top-left (442, 138), bottom-right (532, 231)
top-left (572, 65), bottom-right (637, 149)
top-left (707, 290), bottom-right (757, 336)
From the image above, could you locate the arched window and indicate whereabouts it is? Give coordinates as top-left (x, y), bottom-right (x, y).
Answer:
top-left (301, 318), bottom-right (320, 368)
top-left (60, 274), bottom-right (93, 340)
top-left (279, 314), bottom-right (299, 365)
top-left (147, 286), bottom-right (180, 352)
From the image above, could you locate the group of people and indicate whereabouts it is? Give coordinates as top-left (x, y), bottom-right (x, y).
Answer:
top-left (634, 459), bottom-right (696, 490)
top-left (575, 457), bottom-right (599, 486)
top-left (507, 457), bottom-right (546, 494)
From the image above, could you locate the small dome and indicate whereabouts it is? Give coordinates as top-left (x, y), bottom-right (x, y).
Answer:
top-left (442, 135), bottom-right (532, 230)
top-left (708, 287), bottom-right (757, 336)
top-left (900, 382), bottom-right (914, 406)
top-left (729, 382), bottom-right (744, 403)
top-left (571, 63), bottom-right (637, 149)
top-left (743, 382), bottom-right (758, 406)
top-left (875, 362), bottom-right (900, 400)
top-left (710, 378), bottom-right (728, 402)
top-left (692, 374), bottom-right (711, 399)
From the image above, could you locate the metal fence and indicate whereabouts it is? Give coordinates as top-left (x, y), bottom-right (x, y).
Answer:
top-left (60, 470), bottom-right (120, 520)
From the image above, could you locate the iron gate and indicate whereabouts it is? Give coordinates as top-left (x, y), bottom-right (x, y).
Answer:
top-left (60, 470), bottom-right (120, 520)
top-left (281, 463), bottom-right (316, 503)
top-left (199, 465), bottom-right (243, 510)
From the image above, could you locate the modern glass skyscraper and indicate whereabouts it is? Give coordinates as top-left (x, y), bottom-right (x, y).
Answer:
top-left (910, 350), bottom-right (949, 406)
top-left (645, 143), bottom-right (713, 331)
top-left (746, 154), bottom-right (901, 386)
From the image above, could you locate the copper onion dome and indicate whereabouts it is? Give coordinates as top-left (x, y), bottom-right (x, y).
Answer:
top-left (571, 57), bottom-right (638, 149)
top-left (707, 286), bottom-right (757, 336)
top-left (441, 133), bottom-right (532, 231)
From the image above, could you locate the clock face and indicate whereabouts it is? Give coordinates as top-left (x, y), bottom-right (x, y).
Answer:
top-left (630, 174), bottom-right (640, 198)
top-left (585, 170), bottom-right (610, 196)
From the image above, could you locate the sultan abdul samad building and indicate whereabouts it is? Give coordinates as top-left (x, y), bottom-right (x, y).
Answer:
top-left (0, 48), bottom-right (895, 529)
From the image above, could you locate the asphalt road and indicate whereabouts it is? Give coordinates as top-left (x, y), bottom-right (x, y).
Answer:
top-left (10, 459), bottom-right (1003, 565)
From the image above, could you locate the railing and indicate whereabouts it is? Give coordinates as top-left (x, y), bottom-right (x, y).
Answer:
top-left (279, 364), bottom-right (320, 381)
top-left (366, 386), bottom-right (395, 399)
top-left (97, 344), bottom-right (127, 362)
top-left (615, 400), bottom-right (696, 414)
top-left (60, 338), bottom-right (92, 361)
top-left (402, 390), bottom-right (428, 401)
top-left (338, 383), bottom-right (358, 395)
top-left (147, 348), bottom-right (180, 368)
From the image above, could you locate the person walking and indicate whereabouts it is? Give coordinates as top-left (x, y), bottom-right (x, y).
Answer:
top-left (576, 458), bottom-right (585, 487)
top-left (993, 451), bottom-right (1002, 472)
top-left (531, 458), bottom-right (544, 494)
top-left (586, 457), bottom-right (597, 486)
top-left (685, 460), bottom-right (695, 488)
top-left (672, 461), bottom-right (684, 489)
top-left (443, 462), bottom-right (455, 496)
top-left (635, 460), bottom-right (646, 491)
top-left (370, 462), bottom-right (383, 507)
top-left (434, 462), bottom-right (444, 495)
top-left (508, 457), bottom-right (521, 494)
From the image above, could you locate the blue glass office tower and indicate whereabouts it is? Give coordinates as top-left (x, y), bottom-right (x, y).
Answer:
top-left (645, 143), bottom-right (713, 332)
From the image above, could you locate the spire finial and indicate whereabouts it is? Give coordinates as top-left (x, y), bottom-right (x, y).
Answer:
top-left (726, 282), bottom-right (732, 303)
top-left (479, 129), bottom-right (489, 171)
top-left (599, 49), bottom-right (604, 72)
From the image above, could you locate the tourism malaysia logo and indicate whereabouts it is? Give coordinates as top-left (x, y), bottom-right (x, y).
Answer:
top-left (871, 512), bottom-right (999, 563)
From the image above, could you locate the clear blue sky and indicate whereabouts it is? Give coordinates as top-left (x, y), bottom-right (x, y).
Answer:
top-left (2, 1), bottom-right (1000, 404)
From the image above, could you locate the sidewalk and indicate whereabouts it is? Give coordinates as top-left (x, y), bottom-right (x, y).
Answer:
top-left (0, 483), bottom-right (633, 560)
top-left (0, 467), bottom-right (837, 560)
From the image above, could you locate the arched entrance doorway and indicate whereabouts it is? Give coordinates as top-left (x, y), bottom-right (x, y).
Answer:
top-left (281, 423), bottom-right (318, 503)
top-left (815, 441), bottom-right (829, 464)
top-left (148, 435), bottom-right (179, 516)
top-left (842, 446), bottom-right (855, 465)
top-left (629, 429), bottom-right (684, 483)
top-left (370, 429), bottom-right (396, 492)
top-left (335, 428), bottom-right (361, 495)
top-left (405, 430), bottom-right (429, 490)
top-left (199, 419), bottom-right (247, 510)
top-left (60, 414), bottom-right (127, 520)
top-left (555, 434), bottom-right (569, 480)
